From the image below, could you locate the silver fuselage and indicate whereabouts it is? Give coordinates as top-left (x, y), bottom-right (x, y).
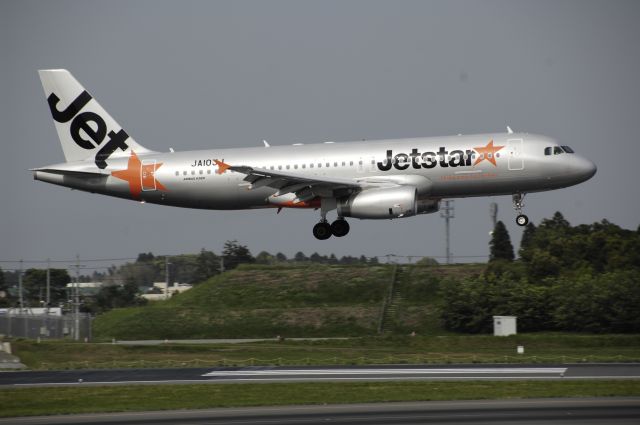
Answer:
top-left (34, 132), bottom-right (596, 211)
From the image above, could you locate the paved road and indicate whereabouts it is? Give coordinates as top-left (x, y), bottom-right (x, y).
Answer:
top-left (109, 337), bottom-right (350, 345)
top-left (2, 398), bottom-right (639, 424)
top-left (1, 363), bottom-right (639, 387)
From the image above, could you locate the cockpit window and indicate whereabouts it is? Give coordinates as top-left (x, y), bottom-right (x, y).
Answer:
top-left (561, 145), bottom-right (575, 153)
top-left (553, 146), bottom-right (564, 155)
top-left (544, 147), bottom-right (552, 156)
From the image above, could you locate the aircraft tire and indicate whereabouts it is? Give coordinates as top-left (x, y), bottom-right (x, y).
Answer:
top-left (331, 219), bottom-right (350, 237)
top-left (516, 214), bottom-right (529, 226)
top-left (313, 222), bottom-right (332, 240)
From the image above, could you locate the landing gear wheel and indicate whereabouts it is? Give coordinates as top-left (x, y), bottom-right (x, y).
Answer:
top-left (516, 214), bottom-right (529, 226)
top-left (313, 221), bottom-right (332, 240)
top-left (512, 192), bottom-right (529, 227)
top-left (330, 219), bottom-right (350, 237)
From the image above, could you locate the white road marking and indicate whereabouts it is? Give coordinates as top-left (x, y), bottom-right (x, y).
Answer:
top-left (201, 367), bottom-right (567, 377)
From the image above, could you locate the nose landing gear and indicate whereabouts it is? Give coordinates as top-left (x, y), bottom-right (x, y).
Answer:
top-left (512, 192), bottom-right (529, 226)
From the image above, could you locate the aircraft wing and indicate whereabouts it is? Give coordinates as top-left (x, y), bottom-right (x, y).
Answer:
top-left (215, 160), bottom-right (372, 201)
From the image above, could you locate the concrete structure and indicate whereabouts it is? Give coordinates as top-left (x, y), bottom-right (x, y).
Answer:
top-left (65, 281), bottom-right (104, 297)
top-left (0, 307), bottom-right (62, 316)
top-left (493, 316), bottom-right (517, 336)
top-left (142, 282), bottom-right (192, 301)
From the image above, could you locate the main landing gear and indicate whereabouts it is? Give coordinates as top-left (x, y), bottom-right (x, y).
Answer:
top-left (512, 192), bottom-right (529, 226)
top-left (312, 197), bottom-right (350, 240)
top-left (313, 218), bottom-right (350, 240)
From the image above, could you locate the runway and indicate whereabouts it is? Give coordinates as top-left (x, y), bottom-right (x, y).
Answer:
top-left (2, 398), bottom-right (639, 424)
top-left (1, 363), bottom-right (639, 387)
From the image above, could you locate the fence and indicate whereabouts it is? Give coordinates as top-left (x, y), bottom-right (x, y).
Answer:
top-left (0, 313), bottom-right (92, 340)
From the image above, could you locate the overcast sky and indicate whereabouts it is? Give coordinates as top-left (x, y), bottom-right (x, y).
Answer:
top-left (1, 0), bottom-right (639, 272)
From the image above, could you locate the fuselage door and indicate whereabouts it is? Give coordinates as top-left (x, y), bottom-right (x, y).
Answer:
top-left (141, 160), bottom-right (157, 191)
top-left (507, 138), bottom-right (524, 170)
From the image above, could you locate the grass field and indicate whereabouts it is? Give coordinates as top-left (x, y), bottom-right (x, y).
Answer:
top-left (13, 333), bottom-right (640, 370)
top-left (92, 263), bottom-right (485, 340)
top-left (2, 380), bottom-right (639, 417)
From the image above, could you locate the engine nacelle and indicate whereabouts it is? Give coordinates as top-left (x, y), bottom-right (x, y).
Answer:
top-left (337, 186), bottom-right (417, 219)
top-left (416, 199), bottom-right (440, 215)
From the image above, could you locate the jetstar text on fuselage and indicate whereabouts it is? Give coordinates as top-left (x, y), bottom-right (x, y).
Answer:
top-left (377, 147), bottom-right (483, 171)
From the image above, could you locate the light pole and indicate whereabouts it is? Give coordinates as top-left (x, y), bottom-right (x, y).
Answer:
top-left (18, 259), bottom-right (24, 313)
top-left (165, 256), bottom-right (172, 300)
top-left (74, 255), bottom-right (80, 341)
top-left (440, 200), bottom-right (455, 264)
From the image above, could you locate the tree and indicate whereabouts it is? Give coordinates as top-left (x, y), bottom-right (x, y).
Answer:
top-left (0, 267), bottom-right (9, 307)
top-left (489, 221), bottom-right (514, 261)
top-left (309, 252), bottom-right (323, 263)
top-left (255, 251), bottom-right (274, 264)
top-left (545, 211), bottom-right (571, 230)
top-left (416, 257), bottom-right (439, 266)
top-left (222, 240), bottom-right (255, 270)
top-left (193, 249), bottom-right (219, 283)
top-left (340, 255), bottom-right (359, 264)
top-left (294, 251), bottom-right (308, 262)
top-left (93, 282), bottom-right (147, 313)
top-left (136, 252), bottom-right (155, 263)
top-left (164, 255), bottom-right (200, 285)
top-left (275, 252), bottom-right (288, 262)
top-left (119, 262), bottom-right (158, 287)
top-left (0, 267), bottom-right (6, 293)
top-left (518, 223), bottom-right (537, 261)
top-left (22, 268), bottom-right (71, 306)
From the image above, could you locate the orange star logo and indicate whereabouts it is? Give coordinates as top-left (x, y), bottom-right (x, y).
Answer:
top-left (473, 140), bottom-right (504, 167)
top-left (111, 151), bottom-right (167, 199)
top-left (214, 159), bottom-right (231, 174)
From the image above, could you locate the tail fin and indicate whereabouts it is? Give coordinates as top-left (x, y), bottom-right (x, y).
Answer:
top-left (38, 69), bottom-right (152, 169)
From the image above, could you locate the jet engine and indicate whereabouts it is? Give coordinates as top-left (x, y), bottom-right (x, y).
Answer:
top-left (337, 186), bottom-right (417, 219)
top-left (416, 199), bottom-right (440, 215)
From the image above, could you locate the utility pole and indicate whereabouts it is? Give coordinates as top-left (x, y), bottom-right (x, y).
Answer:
top-left (46, 258), bottom-right (51, 309)
top-left (490, 202), bottom-right (498, 230)
top-left (74, 255), bottom-right (80, 341)
top-left (18, 259), bottom-right (24, 312)
top-left (440, 200), bottom-right (455, 264)
top-left (165, 256), bottom-right (171, 300)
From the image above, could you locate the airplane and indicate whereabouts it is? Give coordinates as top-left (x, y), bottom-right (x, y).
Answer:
top-left (33, 69), bottom-right (597, 240)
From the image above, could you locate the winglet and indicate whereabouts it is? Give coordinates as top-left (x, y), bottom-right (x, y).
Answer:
top-left (263, 140), bottom-right (270, 148)
top-left (214, 159), bottom-right (231, 174)
top-left (507, 126), bottom-right (514, 134)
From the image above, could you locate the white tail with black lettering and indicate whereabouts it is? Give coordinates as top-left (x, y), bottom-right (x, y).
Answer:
top-left (38, 69), bottom-right (152, 168)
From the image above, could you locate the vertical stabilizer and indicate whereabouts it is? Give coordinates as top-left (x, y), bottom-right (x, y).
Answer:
top-left (38, 69), bottom-right (152, 168)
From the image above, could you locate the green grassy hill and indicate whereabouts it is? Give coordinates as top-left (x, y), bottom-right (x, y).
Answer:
top-left (92, 263), bottom-right (485, 340)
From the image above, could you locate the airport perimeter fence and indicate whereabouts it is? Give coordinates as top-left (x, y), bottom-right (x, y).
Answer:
top-left (34, 354), bottom-right (640, 370)
top-left (0, 313), bottom-right (92, 340)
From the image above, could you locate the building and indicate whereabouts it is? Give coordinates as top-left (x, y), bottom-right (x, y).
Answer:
top-left (142, 282), bottom-right (192, 301)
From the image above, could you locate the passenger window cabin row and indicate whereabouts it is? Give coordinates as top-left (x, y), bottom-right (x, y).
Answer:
top-left (175, 159), bottom-right (374, 177)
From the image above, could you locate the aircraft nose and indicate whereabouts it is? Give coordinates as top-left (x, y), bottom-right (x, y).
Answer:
top-left (574, 156), bottom-right (597, 182)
